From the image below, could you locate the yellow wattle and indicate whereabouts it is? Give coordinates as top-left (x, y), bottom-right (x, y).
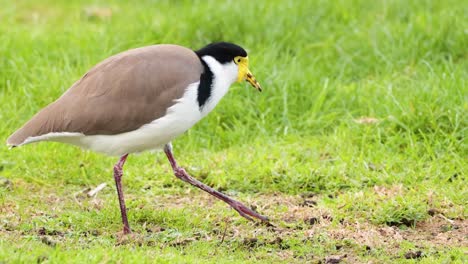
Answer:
top-left (236, 58), bottom-right (249, 82)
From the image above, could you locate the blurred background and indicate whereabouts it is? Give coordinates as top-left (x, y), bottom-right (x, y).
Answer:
top-left (1, 0), bottom-right (466, 189)
top-left (2, 0), bottom-right (466, 146)
top-left (0, 0), bottom-right (466, 262)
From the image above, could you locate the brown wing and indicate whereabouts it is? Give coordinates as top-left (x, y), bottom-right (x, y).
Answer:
top-left (7, 44), bottom-right (203, 146)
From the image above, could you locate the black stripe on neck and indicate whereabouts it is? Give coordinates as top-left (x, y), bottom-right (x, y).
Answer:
top-left (197, 59), bottom-right (214, 109)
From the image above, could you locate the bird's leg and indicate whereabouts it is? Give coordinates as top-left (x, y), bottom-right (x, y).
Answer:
top-left (163, 144), bottom-right (269, 222)
top-left (113, 154), bottom-right (131, 234)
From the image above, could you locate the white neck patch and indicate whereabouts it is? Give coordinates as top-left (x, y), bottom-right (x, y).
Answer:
top-left (199, 55), bottom-right (238, 115)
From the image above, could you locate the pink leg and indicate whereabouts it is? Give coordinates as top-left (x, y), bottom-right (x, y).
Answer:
top-left (113, 154), bottom-right (131, 234)
top-left (164, 144), bottom-right (269, 222)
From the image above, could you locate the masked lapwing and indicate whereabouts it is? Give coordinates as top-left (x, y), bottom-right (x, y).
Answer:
top-left (7, 42), bottom-right (268, 234)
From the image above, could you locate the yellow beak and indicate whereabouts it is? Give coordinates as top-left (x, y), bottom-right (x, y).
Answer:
top-left (236, 56), bottom-right (262, 92)
top-left (245, 71), bottom-right (262, 92)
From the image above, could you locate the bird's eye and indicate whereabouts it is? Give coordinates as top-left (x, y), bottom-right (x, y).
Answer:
top-left (237, 58), bottom-right (241, 63)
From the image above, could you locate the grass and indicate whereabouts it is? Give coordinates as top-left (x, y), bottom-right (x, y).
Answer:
top-left (0, 0), bottom-right (467, 263)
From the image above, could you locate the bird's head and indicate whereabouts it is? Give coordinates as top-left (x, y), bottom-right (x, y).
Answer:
top-left (195, 42), bottom-right (262, 91)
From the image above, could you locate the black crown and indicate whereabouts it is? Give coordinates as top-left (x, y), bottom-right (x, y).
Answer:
top-left (195, 42), bottom-right (247, 64)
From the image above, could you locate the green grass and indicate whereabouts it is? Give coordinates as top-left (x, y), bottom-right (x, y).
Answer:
top-left (1, 0), bottom-right (467, 263)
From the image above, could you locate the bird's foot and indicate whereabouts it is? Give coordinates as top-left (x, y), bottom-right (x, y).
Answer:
top-left (123, 225), bottom-right (131, 235)
top-left (173, 167), bottom-right (269, 223)
top-left (229, 200), bottom-right (269, 222)
top-left (174, 167), bottom-right (189, 179)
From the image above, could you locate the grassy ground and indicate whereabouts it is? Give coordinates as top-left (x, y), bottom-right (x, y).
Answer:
top-left (0, 0), bottom-right (467, 263)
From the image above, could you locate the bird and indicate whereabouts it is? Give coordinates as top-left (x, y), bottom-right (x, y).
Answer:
top-left (7, 42), bottom-right (268, 234)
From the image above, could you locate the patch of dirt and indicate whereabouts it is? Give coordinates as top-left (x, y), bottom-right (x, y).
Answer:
top-left (373, 184), bottom-right (404, 197)
top-left (37, 227), bottom-right (64, 236)
top-left (403, 217), bottom-right (467, 247)
top-left (2, 190), bottom-right (466, 262)
top-left (40, 236), bottom-right (58, 247)
top-left (258, 193), bottom-right (466, 248)
top-left (404, 250), bottom-right (423, 259)
top-left (0, 177), bottom-right (13, 189)
top-left (150, 192), bottom-right (467, 248)
top-left (169, 237), bottom-right (197, 247)
top-left (242, 237), bottom-right (260, 248)
top-left (325, 254), bottom-right (346, 263)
